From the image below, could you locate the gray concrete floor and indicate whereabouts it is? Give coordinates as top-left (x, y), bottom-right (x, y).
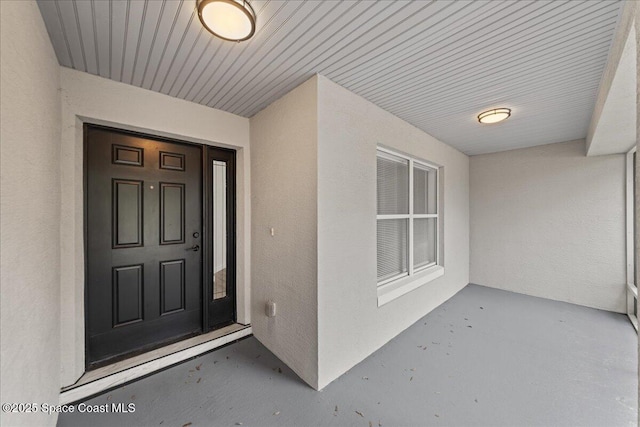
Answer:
top-left (58, 284), bottom-right (637, 427)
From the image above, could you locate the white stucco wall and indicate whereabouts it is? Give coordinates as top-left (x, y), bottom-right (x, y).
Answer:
top-left (0, 1), bottom-right (62, 425)
top-left (470, 139), bottom-right (626, 312)
top-left (587, 23), bottom-right (636, 156)
top-left (316, 76), bottom-right (470, 389)
top-left (59, 68), bottom-right (251, 386)
top-left (587, 0), bottom-right (637, 155)
top-left (249, 76), bottom-right (319, 389)
top-left (250, 75), bottom-right (469, 390)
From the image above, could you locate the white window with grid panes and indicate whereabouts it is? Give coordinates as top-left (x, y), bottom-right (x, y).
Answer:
top-left (377, 147), bottom-right (441, 293)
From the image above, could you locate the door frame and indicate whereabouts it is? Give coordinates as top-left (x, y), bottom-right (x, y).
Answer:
top-left (58, 75), bottom-right (251, 389)
top-left (83, 124), bottom-right (237, 368)
top-left (204, 147), bottom-right (237, 329)
top-left (626, 146), bottom-right (637, 331)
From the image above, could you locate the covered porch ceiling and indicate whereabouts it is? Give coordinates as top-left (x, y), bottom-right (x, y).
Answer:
top-left (37, 0), bottom-right (626, 155)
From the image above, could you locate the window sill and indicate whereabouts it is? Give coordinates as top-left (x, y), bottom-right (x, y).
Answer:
top-left (377, 266), bottom-right (444, 307)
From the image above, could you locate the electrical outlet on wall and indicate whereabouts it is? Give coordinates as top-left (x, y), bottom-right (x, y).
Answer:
top-left (266, 301), bottom-right (276, 317)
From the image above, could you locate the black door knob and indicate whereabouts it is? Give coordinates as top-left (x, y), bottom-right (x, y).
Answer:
top-left (187, 245), bottom-right (200, 252)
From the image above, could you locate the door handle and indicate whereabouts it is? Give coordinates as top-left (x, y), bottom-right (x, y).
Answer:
top-left (187, 245), bottom-right (200, 252)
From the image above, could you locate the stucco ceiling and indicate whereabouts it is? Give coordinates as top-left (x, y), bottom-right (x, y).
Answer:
top-left (37, 0), bottom-right (625, 155)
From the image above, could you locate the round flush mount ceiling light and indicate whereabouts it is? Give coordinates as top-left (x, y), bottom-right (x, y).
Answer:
top-left (477, 108), bottom-right (511, 124)
top-left (197, 0), bottom-right (256, 42)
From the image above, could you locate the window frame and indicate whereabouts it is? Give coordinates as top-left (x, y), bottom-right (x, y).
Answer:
top-left (376, 146), bottom-right (442, 291)
top-left (626, 146), bottom-right (638, 331)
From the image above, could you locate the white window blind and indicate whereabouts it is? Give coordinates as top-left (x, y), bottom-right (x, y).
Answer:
top-left (377, 151), bottom-right (409, 215)
top-left (377, 219), bottom-right (408, 282)
top-left (414, 163), bottom-right (437, 215)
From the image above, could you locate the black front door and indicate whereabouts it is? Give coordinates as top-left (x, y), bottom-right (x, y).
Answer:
top-left (86, 125), bottom-right (203, 368)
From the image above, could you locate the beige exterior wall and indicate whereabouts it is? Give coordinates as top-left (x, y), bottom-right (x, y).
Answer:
top-left (1, 1), bottom-right (62, 425)
top-left (471, 140), bottom-right (626, 312)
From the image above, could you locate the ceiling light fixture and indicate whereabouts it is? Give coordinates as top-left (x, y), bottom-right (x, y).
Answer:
top-left (477, 108), bottom-right (511, 124)
top-left (197, 0), bottom-right (256, 42)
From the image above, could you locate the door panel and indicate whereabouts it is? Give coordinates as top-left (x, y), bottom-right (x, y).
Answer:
top-left (160, 183), bottom-right (185, 244)
top-left (86, 125), bottom-right (203, 368)
top-left (112, 264), bottom-right (143, 326)
top-left (160, 259), bottom-right (185, 314)
top-left (113, 179), bottom-right (143, 247)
